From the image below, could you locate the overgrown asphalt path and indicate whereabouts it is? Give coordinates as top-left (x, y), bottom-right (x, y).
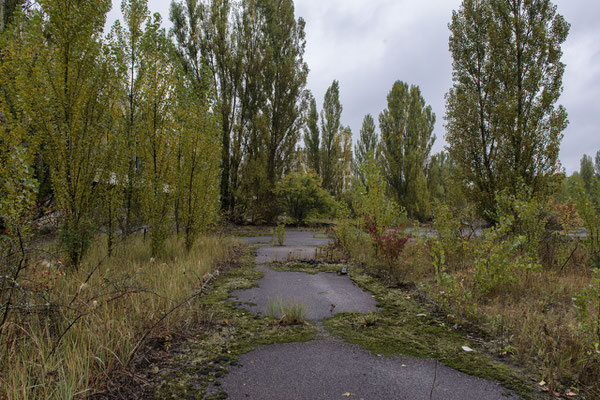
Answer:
top-left (218, 230), bottom-right (519, 400)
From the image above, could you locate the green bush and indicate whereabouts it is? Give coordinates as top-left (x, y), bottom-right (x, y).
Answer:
top-left (573, 268), bottom-right (600, 356)
top-left (495, 187), bottom-right (548, 261)
top-left (574, 181), bottom-right (600, 267)
top-left (275, 172), bottom-right (334, 225)
top-left (275, 222), bottom-right (286, 246)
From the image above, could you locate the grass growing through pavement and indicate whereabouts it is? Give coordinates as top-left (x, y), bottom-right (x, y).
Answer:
top-left (324, 264), bottom-right (537, 399)
top-left (271, 260), bottom-right (537, 399)
top-left (267, 297), bottom-right (307, 325)
top-left (332, 220), bottom-right (599, 398)
top-left (151, 252), bottom-right (316, 399)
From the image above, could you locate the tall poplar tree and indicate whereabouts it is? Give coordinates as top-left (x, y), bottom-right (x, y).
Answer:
top-left (258, 0), bottom-right (308, 186)
top-left (353, 114), bottom-right (378, 187)
top-left (580, 154), bottom-right (596, 195)
top-left (138, 14), bottom-right (176, 257)
top-left (446, 0), bottom-right (570, 219)
top-left (380, 81), bottom-right (435, 219)
top-left (303, 92), bottom-right (320, 174)
top-left (32, 0), bottom-right (115, 267)
top-left (320, 80), bottom-right (342, 195)
top-left (171, 0), bottom-right (240, 211)
top-left (173, 66), bottom-right (221, 251)
top-left (339, 125), bottom-right (353, 193)
top-left (110, 0), bottom-right (150, 235)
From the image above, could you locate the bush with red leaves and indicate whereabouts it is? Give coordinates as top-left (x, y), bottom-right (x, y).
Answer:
top-left (364, 215), bottom-right (410, 266)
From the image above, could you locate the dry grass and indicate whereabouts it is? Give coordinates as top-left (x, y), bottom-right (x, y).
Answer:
top-left (0, 233), bottom-right (237, 400)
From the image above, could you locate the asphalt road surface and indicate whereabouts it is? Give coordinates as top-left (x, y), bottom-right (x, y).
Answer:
top-left (222, 230), bottom-right (519, 400)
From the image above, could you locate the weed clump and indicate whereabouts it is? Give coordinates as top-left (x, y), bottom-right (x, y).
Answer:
top-left (275, 222), bottom-right (286, 246)
top-left (267, 297), bottom-right (307, 325)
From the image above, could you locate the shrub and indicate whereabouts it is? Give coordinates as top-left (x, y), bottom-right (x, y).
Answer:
top-left (333, 202), bottom-right (356, 256)
top-left (574, 181), bottom-right (600, 268)
top-left (275, 172), bottom-right (334, 225)
top-left (364, 215), bottom-right (409, 267)
top-left (353, 153), bottom-right (406, 235)
top-left (472, 227), bottom-right (541, 299)
top-left (275, 222), bottom-right (286, 246)
top-left (428, 202), bottom-right (465, 280)
top-left (495, 187), bottom-right (548, 261)
top-left (573, 268), bottom-right (600, 356)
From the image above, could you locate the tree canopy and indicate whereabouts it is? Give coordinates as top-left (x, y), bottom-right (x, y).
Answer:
top-left (446, 0), bottom-right (570, 219)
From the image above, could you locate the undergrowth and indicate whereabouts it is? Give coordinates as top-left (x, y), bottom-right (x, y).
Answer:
top-left (330, 189), bottom-right (600, 398)
top-left (0, 233), bottom-right (237, 400)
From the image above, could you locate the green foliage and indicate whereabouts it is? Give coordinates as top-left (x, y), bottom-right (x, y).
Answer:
top-left (320, 80), bottom-right (344, 196)
top-left (109, 0), bottom-right (150, 236)
top-left (171, 0), bottom-right (236, 211)
top-left (446, 0), bottom-right (570, 220)
top-left (137, 14), bottom-right (177, 257)
top-left (495, 187), bottom-right (548, 260)
top-left (472, 227), bottom-right (540, 299)
top-left (427, 152), bottom-right (453, 203)
top-left (333, 202), bottom-right (355, 257)
top-left (573, 268), bottom-right (600, 356)
top-left (354, 152), bottom-right (406, 234)
top-left (30, 0), bottom-right (115, 268)
top-left (303, 92), bottom-right (320, 175)
top-left (379, 81), bottom-right (435, 220)
top-left (275, 222), bottom-right (286, 246)
top-left (0, 26), bottom-right (40, 232)
top-left (429, 203), bottom-right (463, 283)
top-left (171, 0), bottom-right (307, 219)
top-left (353, 114), bottom-right (379, 188)
top-left (267, 297), bottom-right (306, 325)
top-left (580, 154), bottom-right (596, 195)
top-left (171, 54), bottom-right (221, 251)
top-left (275, 172), bottom-right (334, 225)
top-left (573, 181), bottom-right (600, 266)
top-left (469, 192), bottom-right (543, 298)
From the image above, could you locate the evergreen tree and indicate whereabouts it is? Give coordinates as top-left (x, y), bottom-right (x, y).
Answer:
top-left (446, 0), bottom-right (570, 219)
top-left (380, 81), bottom-right (435, 219)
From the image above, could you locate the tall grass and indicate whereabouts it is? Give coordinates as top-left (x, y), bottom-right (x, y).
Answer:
top-left (0, 233), bottom-right (237, 399)
top-left (332, 220), bottom-right (600, 397)
top-left (267, 297), bottom-right (307, 325)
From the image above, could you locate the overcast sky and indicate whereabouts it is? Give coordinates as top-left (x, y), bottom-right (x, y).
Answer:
top-left (108, 0), bottom-right (600, 174)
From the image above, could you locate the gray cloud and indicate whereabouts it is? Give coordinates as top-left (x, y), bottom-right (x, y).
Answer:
top-left (111, 0), bottom-right (600, 173)
top-left (297, 0), bottom-right (600, 174)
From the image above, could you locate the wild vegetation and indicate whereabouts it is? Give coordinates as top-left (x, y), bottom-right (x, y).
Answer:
top-left (0, 0), bottom-right (596, 398)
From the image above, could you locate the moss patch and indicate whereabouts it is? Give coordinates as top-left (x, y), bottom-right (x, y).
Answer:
top-left (151, 251), bottom-right (316, 399)
top-left (267, 261), bottom-right (346, 275)
top-left (322, 264), bottom-right (542, 400)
